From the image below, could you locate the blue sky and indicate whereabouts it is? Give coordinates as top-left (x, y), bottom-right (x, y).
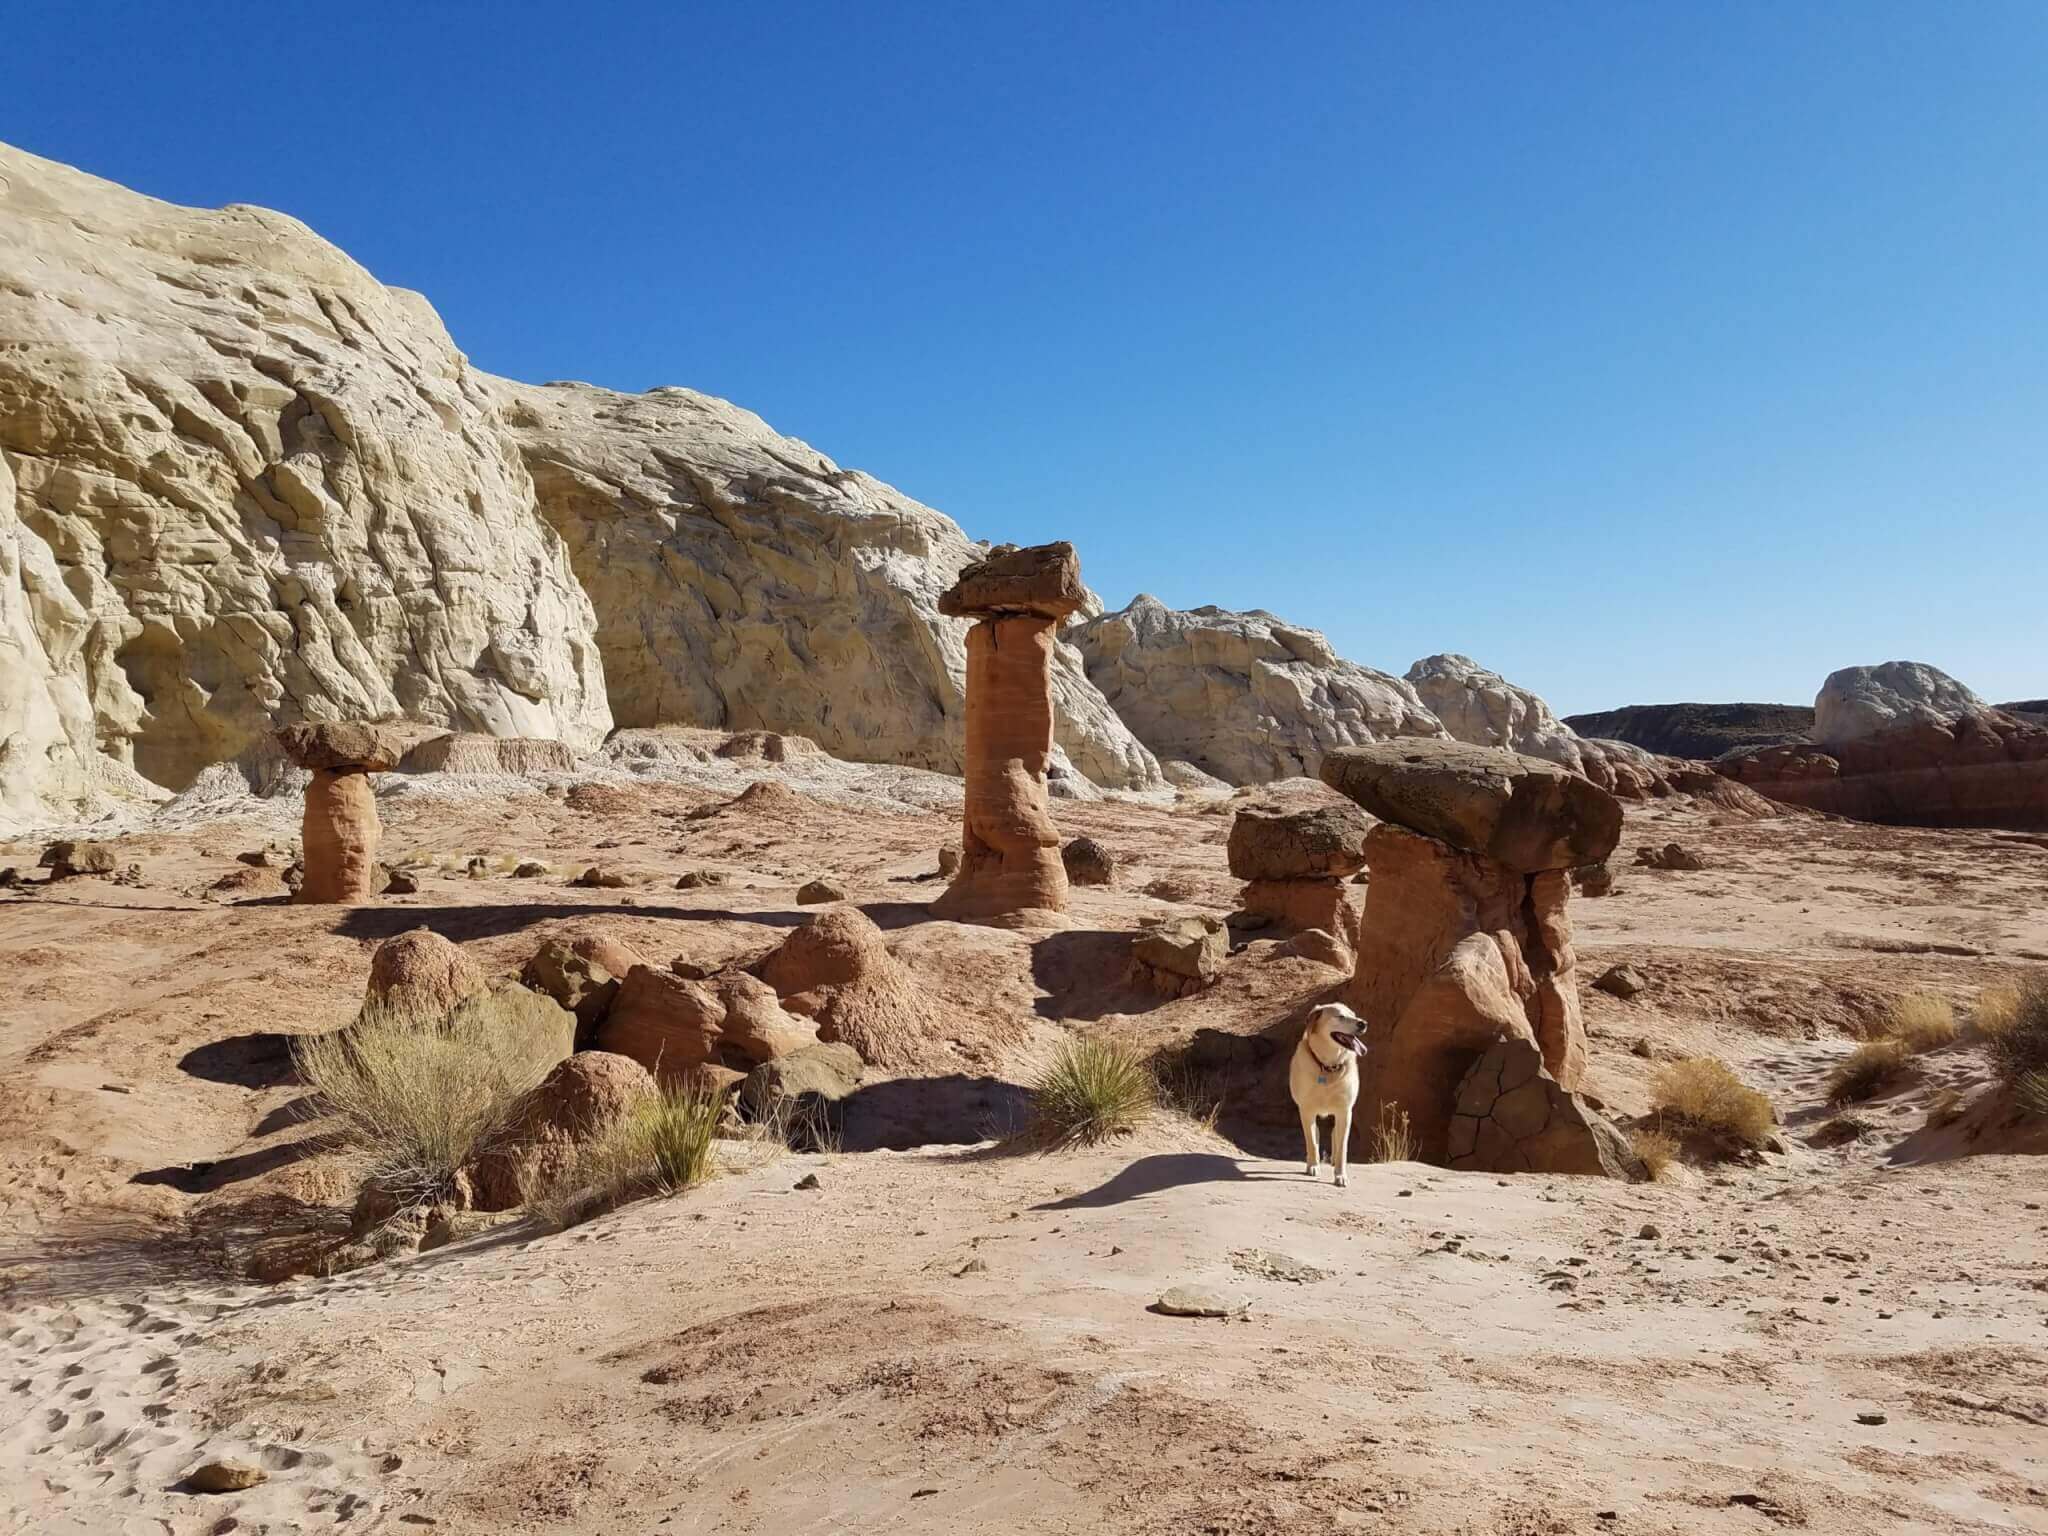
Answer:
top-left (11, 1), bottom-right (2045, 714)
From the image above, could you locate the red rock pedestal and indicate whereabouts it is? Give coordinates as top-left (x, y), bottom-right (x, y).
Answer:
top-left (276, 721), bottom-right (408, 905)
top-left (931, 543), bottom-right (1087, 930)
top-left (1321, 741), bottom-right (1623, 1168)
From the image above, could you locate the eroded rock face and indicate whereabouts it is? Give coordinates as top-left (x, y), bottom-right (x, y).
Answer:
top-left (932, 544), bottom-right (1082, 928)
top-left (1814, 662), bottom-right (1985, 745)
top-left (467, 1051), bottom-right (659, 1211)
top-left (1447, 1036), bottom-right (1644, 1180)
top-left (398, 734), bottom-right (577, 775)
top-left (758, 907), bottom-right (940, 1069)
top-left (0, 143), bottom-right (610, 812)
top-left (1326, 740), bottom-right (1623, 1165)
top-left (1404, 654), bottom-right (1585, 768)
top-left (1719, 709), bottom-right (2048, 831)
top-left (1226, 803), bottom-right (1370, 882)
top-left (496, 382), bottom-right (1159, 792)
top-left (363, 929), bottom-right (487, 1021)
top-left (599, 966), bottom-right (818, 1082)
top-left (277, 723), bottom-right (405, 904)
top-left (1070, 595), bottom-right (1446, 784)
top-left (1131, 915), bottom-right (1227, 997)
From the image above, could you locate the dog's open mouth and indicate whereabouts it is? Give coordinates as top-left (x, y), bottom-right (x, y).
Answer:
top-left (1329, 1029), bottom-right (1367, 1057)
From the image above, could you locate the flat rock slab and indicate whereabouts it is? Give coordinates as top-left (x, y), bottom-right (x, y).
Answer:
top-left (1153, 1284), bottom-right (1250, 1318)
top-left (1320, 740), bottom-right (1622, 873)
top-left (1229, 1249), bottom-right (1331, 1284)
top-left (186, 1460), bottom-right (266, 1493)
top-left (939, 540), bottom-right (1086, 620)
top-left (275, 721), bottom-right (411, 772)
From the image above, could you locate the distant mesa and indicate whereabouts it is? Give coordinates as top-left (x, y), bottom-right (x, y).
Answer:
top-left (1562, 702), bottom-right (1813, 760)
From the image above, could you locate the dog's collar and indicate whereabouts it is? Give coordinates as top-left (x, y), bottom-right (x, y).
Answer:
top-left (1307, 1043), bottom-right (1352, 1076)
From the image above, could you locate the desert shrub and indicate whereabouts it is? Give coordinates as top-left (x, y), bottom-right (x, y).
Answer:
top-left (1032, 1038), bottom-right (1155, 1147)
top-left (1825, 1039), bottom-right (1914, 1105)
top-left (1984, 977), bottom-right (2048, 1095)
top-left (1972, 983), bottom-right (2021, 1042)
top-left (1630, 1127), bottom-right (1678, 1182)
top-left (1882, 993), bottom-right (1958, 1053)
top-left (525, 1083), bottom-right (724, 1228)
top-left (1649, 1057), bottom-right (1775, 1147)
top-left (1150, 1051), bottom-right (1224, 1133)
top-left (2019, 1071), bottom-right (2048, 1120)
top-left (293, 990), bottom-right (566, 1211)
top-left (1365, 1102), bottom-right (1416, 1163)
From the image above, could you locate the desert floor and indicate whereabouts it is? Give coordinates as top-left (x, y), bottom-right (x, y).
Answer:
top-left (2, 760), bottom-right (2045, 1535)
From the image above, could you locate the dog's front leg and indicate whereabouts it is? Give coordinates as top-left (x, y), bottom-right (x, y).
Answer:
top-left (1331, 1101), bottom-right (1352, 1188)
top-left (1299, 1106), bottom-right (1321, 1176)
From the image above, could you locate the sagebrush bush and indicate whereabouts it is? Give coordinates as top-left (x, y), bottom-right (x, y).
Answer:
top-left (1365, 1102), bottom-right (1416, 1163)
top-left (1825, 1039), bottom-right (1914, 1105)
top-left (1650, 1057), bottom-right (1775, 1147)
top-left (1882, 993), bottom-right (1958, 1054)
top-left (294, 988), bottom-right (567, 1210)
top-left (1033, 1038), bottom-right (1155, 1146)
top-left (1984, 977), bottom-right (2048, 1099)
top-left (1972, 983), bottom-right (2021, 1041)
top-left (525, 1083), bottom-right (724, 1228)
top-left (1630, 1127), bottom-right (1678, 1182)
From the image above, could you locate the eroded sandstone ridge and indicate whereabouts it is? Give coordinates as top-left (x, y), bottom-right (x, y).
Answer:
top-left (1070, 595), bottom-right (1446, 782)
top-left (0, 143), bottom-right (611, 808)
top-left (1321, 741), bottom-right (1634, 1175)
top-left (931, 543), bottom-right (1085, 928)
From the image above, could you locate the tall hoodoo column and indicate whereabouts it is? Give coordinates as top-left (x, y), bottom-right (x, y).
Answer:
top-left (275, 722), bottom-right (407, 904)
top-left (1319, 740), bottom-right (1623, 1164)
top-left (931, 542), bottom-right (1086, 929)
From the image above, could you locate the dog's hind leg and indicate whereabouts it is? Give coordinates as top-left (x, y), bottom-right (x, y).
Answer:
top-left (1331, 1102), bottom-right (1352, 1188)
top-left (1299, 1106), bottom-right (1322, 1176)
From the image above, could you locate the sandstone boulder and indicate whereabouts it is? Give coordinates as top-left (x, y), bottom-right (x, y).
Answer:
top-left (1814, 661), bottom-right (1985, 745)
top-left (1061, 836), bottom-right (1117, 887)
top-left (737, 1042), bottom-right (865, 1149)
top-left (362, 929), bottom-right (487, 1022)
top-left (521, 934), bottom-right (644, 1044)
top-left (1446, 1037), bottom-right (1645, 1179)
top-left (599, 966), bottom-right (817, 1081)
top-left (1131, 915), bottom-right (1227, 998)
top-left (39, 839), bottom-right (117, 878)
top-left (1070, 595), bottom-right (1445, 784)
top-left (797, 878), bottom-right (847, 904)
top-left (467, 1051), bottom-right (658, 1211)
top-left (1319, 741), bottom-right (1622, 874)
top-left (758, 908), bottom-right (940, 1069)
top-left (275, 722), bottom-right (412, 773)
top-left (1226, 803), bottom-right (1370, 881)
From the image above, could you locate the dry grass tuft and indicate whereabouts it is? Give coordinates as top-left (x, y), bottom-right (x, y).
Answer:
top-left (1825, 1038), bottom-right (1915, 1105)
top-left (1151, 1053), bottom-right (1224, 1133)
top-left (1649, 1057), bottom-right (1776, 1148)
top-left (1984, 978), bottom-right (2048, 1111)
top-left (1629, 1127), bottom-right (1679, 1182)
top-left (525, 1083), bottom-right (724, 1229)
top-left (293, 992), bottom-right (566, 1211)
top-left (1923, 1087), bottom-right (1967, 1129)
top-left (1032, 1038), bottom-right (1155, 1147)
top-left (1971, 983), bottom-right (2021, 1042)
top-left (1881, 993), bottom-right (1958, 1053)
top-left (1365, 1102), bottom-right (1416, 1163)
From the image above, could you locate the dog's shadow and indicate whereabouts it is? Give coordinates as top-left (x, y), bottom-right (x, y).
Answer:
top-left (1032, 1153), bottom-right (1297, 1210)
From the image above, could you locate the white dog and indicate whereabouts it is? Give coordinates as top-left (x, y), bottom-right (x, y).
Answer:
top-left (1289, 1002), bottom-right (1368, 1187)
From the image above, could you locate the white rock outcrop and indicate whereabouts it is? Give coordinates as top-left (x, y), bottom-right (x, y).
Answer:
top-left (495, 382), bottom-right (1159, 790)
top-left (1069, 595), bottom-right (1446, 783)
top-left (0, 142), bottom-right (612, 811)
top-left (1813, 662), bottom-right (1986, 745)
top-left (1404, 653), bottom-right (1588, 769)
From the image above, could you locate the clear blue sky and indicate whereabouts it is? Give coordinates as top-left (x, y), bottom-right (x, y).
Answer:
top-left (12, 1), bottom-right (2045, 714)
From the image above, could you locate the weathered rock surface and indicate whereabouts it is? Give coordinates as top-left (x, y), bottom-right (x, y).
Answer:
top-left (1070, 595), bottom-right (1445, 784)
top-left (496, 381), bottom-right (1159, 791)
top-left (1447, 1037), bottom-right (1644, 1179)
top-left (398, 733), bottom-right (577, 775)
top-left (1131, 915), bottom-right (1227, 997)
top-left (1226, 803), bottom-right (1370, 881)
top-left (1813, 662), bottom-right (1985, 745)
top-left (1320, 741), bottom-right (1623, 874)
top-left (759, 908), bottom-right (940, 1069)
top-left (599, 967), bottom-right (818, 1081)
top-left (1563, 701), bottom-right (1814, 759)
top-left (520, 934), bottom-right (641, 1043)
top-left (1718, 709), bottom-right (2048, 831)
top-left (1404, 654), bottom-right (1586, 769)
top-left (468, 1051), bottom-right (658, 1210)
top-left (737, 1041), bottom-right (865, 1148)
top-left (39, 839), bottom-right (117, 878)
top-left (362, 929), bottom-right (487, 1021)
top-left (275, 722), bottom-right (412, 773)
top-left (932, 544), bottom-right (1080, 928)
top-left (1061, 836), bottom-right (1116, 887)
top-left (0, 142), bottom-right (610, 815)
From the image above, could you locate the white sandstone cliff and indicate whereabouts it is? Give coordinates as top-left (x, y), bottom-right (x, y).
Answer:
top-left (1813, 662), bottom-right (1987, 745)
